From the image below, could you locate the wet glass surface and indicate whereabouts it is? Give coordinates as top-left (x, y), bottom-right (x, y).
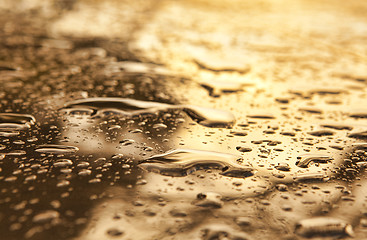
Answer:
top-left (0, 0), bottom-right (367, 239)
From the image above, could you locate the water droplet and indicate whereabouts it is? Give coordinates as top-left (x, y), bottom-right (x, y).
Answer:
top-left (169, 209), bottom-right (187, 217)
top-left (0, 113), bottom-right (35, 136)
top-left (0, 123), bottom-right (30, 131)
top-left (136, 179), bottom-right (147, 185)
top-left (247, 113), bottom-right (275, 119)
top-left (109, 61), bottom-right (170, 74)
top-left (348, 131), bottom-right (367, 139)
top-left (130, 128), bottom-right (143, 133)
top-left (275, 163), bottom-right (290, 171)
top-left (308, 129), bottom-right (335, 137)
top-left (77, 161), bottom-right (90, 168)
top-left (152, 123), bottom-right (167, 129)
top-left (6, 150), bottom-right (27, 156)
top-left (298, 107), bottom-right (323, 114)
top-left (230, 131), bottom-right (248, 136)
top-left (295, 217), bottom-right (353, 238)
top-left (25, 175), bottom-right (37, 181)
top-left (89, 178), bottom-right (101, 184)
top-left (311, 88), bottom-right (346, 95)
top-left (276, 184), bottom-right (288, 191)
top-left (0, 113), bottom-right (35, 125)
top-left (329, 145), bottom-right (344, 150)
top-left (296, 154), bottom-right (333, 168)
top-left (35, 145), bottom-right (79, 154)
top-left (57, 180), bottom-right (70, 187)
top-left (200, 80), bottom-right (252, 97)
top-left (321, 123), bottom-right (353, 130)
top-left (194, 192), bottom-right (223, 208)
top-left (294, 173), bottom-right (327, 182)
top-left (352, 143), bottom-right (367, 150)
top-left (32, 210), bottom-right (60, 223)
top-left (181, 105), bottom-right (235, 127)
top-left (4, 176), bottom-right (17, 182)
top-left (236, 146), bottom-right (252, 152)
top-left (78, 169), bottom-right (91, 176)
top-left (275, 97), bottom-right (290, 104)
top-left (235, 217), bottom-right (252, 227)
top-left (280, 131), bottom-right (296, 137)
top-left (349, 110), bottom-right (367, 118)
top-left (53, 159), bottom-right (73, 168)
top-left (106, 228), bottom-right (124, 237)
top-left (119, 139), bottom-right (135, 146)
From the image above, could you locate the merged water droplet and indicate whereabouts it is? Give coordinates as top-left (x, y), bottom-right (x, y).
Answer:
top-left (62, 98), bottom-right (236, 128)
top-left (138, 149), bottom-right (254, 178)
top-left (0, 113), bottom-right (36, 135)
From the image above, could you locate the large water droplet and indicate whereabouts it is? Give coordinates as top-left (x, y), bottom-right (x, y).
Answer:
top-left (295, 217), bottom-right (353, 238)
top-left (0, 113), bottom-right (36, 125)
top-left (0, 113), bottom-right (36, 134)
top-left (348, 131), bottom-right (367, 139)
top-left (138, 149), bottom-right (253, 178)
top-left (294, 173), bottom-right (327, 182)
top-left (182, 105), bottom-right (235, 127)
top-left (62, 98), bottom-right (235, 128)
top-left (35, 145), bottom-right (79, 154)
top-left (296, 154), bottom-right (333, 168)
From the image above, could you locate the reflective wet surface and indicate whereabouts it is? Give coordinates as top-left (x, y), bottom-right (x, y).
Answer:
top-left (0, 0), bottom-right (367, 239)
